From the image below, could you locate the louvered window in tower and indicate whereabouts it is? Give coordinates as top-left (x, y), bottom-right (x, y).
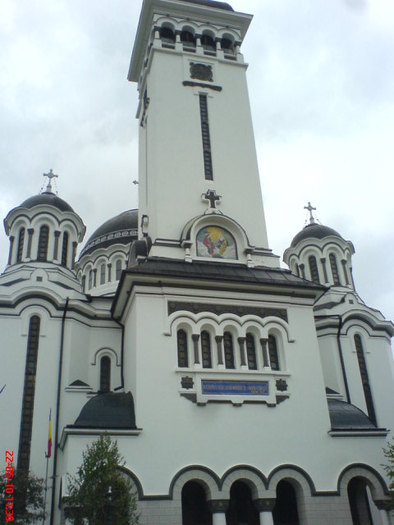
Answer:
top-left (354, 335), bottom-right (376, 425)
top-left (268, 335), bottom-right (280, 371)
top-left (17, 227), bottom-right (25, 262)
top-left (223, 332), bottom-right (235, 369)
top-left (308, 255), bottom-right (320, 284)
top-left (246, 334), bottom-right (257, 370)
top-left (177, 329), bottom-right (189, 368)
top-left (61, 232), bottom-right (69, 266)
top-left (201, 331), bottom-right (212, 368)
top-left (329, 253), bottom-right (341, 285)
top-left (37, 225), bottom-right (49, 261)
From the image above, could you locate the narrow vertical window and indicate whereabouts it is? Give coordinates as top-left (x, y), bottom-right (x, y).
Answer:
top-left (223, 332), bottom-right (235, 369)
top-left (116, 260), bottom-right (122, 280)
top-left (199, 94), bottom-right (213, 180)
top-left (100, 263), bottom-right (106, 285)
top-left (17, 316), bottom-right (40, 472)
top-left (61, 232), bottom-right (69, 267)
top-left (354, 335), bottom-right (376, 425)
top-left (37, 225), bottom-right (49, 261)
top-left (308, 255), bottom-right (320, 284)
top-left (177, 329), bottom-right (189, 368)
top-left (268, 335), bottom-right (280, 371)
top-left (246, 334), bottom-right (257, 370)
top-left (88, 269), bottom-right (93, 290)
top-left (329, 253), bottom-right (341, 285)
top-left (100, 356), bottom-right (111, 392)
top-left (82, 275), bottom-right (86, 293)
top-left (17, 227), bottom-right (25, 262)
top-left (201, 331), bottom-right (212, 368)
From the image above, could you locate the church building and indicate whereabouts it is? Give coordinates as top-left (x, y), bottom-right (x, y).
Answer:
top-left (1, 0), bottom-right (393, 524)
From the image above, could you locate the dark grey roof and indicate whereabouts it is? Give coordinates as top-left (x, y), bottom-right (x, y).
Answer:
top-left (179, 0), bottom-right (234, 11)
top-left (290, 223), bottom-right (343, 248)
top-left (126, 258), bottom-right (325, 290)
top-left (20, 191), bottom-right (74, 212)
top-left (328, 398), bottom-right (376, 430)
top-left (72, 392), bottom-right (136, 429)
top-left (80, 209), bottom-right (138, 257)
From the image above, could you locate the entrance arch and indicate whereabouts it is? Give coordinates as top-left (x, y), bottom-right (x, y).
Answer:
top-left (226, 480), bottom-right (259, 525)
top-left (182, 480), bottom-right (212, 525)
top-left (272, 480), bottom-right (300, 525)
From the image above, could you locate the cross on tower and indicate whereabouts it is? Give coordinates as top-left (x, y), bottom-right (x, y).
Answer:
top-left (43, 169), bottom-right (58, 193)
top-left (304, 201), bottom-right (316, 224)
top-left (202, 189), bottom-right (221, 210)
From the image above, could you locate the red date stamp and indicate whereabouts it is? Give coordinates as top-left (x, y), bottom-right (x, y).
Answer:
top-left (4, 450), bottom-right (14, 522)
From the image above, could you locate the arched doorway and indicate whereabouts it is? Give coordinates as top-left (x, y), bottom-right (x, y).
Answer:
top-left (273, 480), bottom-right (300, 525)
top-left (182, 481), bottom-right (212, 525)
top-left (347, 477), bottom-right (373, 525)
top-left (226, 480), bottom-right (259, 525)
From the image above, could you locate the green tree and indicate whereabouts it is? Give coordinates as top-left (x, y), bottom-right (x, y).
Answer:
top-left (0, 469), bottom-right (44, 524)
top-left (66, 434), bottom-right (139, 525)
top-left (383, 438), bottom-right (394, 504)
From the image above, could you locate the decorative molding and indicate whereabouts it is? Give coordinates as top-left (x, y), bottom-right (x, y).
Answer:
top-left (181, 376), bottom-right (194, 390)
top-left (208, 499), bottom-right (229, 513)
top-left (254, 498), bottom-right (276, 512)
top-left (190, 62), bottom-right (213, 82)
top-left (168, 301), bottom-right (288, 321)
top-left (183, 80), bottom-right (222, 91)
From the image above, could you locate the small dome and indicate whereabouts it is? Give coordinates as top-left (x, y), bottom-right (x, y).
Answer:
top-left (290, 223), bottom-right (343, 248)
top-left (19, 191), bottom-right (74, 213)
top-left (179, 0), bottom-right (234, 11)
top-left (80, 209), bottom-right (138, 257)
top-left (72, 392), bottom-right (136, 429)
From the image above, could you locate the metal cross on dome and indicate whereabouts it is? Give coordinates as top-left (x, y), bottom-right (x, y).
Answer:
top-left (202, 189), bottom-right (221, 210)
top-left (304, 201), bottom-right (316, 224)
top-left (43, 169), bottom-right (58, 193)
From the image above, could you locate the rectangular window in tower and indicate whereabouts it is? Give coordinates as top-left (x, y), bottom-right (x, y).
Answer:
top-left (199, 94), bottom-right (213, 180)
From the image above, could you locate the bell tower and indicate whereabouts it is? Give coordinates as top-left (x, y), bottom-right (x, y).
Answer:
top-left (129, 0), bottom-right (276, 267)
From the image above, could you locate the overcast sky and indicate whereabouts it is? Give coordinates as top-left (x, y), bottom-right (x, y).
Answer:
top-left (1, 0), bottom-right (393, 323)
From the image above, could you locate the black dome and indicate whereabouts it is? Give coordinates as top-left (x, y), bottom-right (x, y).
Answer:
top-left (80, 209), bottom-right (138, 257)
top-left (179, 0), bottom-right (233, 11)
top-left (20, 191), bottom-right (74, 212)
top-left (328, 399), bottom-right (377, 430)
top-left (72, 392), bottom-right (136, 429)
top-left (290, 223), bottom-right (343, 248)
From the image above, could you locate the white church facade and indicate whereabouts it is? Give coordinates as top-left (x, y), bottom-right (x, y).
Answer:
top-left (1, 1), bottom-right (393, 524)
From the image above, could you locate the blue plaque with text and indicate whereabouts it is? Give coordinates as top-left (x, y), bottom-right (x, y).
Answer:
top-left (201, 380), bottom-right (269, 396)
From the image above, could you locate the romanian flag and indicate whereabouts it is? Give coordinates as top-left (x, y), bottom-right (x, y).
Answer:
top-left (47, 409), bottom-right (52, 458)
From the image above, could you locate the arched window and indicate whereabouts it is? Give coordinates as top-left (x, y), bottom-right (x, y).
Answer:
top-left (273, 480), bottom-right (300, 525)
top-left (100, 263), bottom-right (106, 285)
top-left (354, 335), bottom-right (376, 425)
top-left (88, 269), bottom-right (93, 290)
top-left (81, 275), bottom-right (86, 292)
top-left (226, 481), bottom-right (259, 525)
top-left (182, 481), bottom-right (212, 525)
top-left (37, 225), bottom-right (49, 261)
top-left (308, 255), bottom-right (320, 284)
top-left (160, 26), bottom-right (175, 44)
top-left (246, 333), bottom-right (257, 370)
top-left (223, 332), bottom-right (235, 369)
top-left (61, 231), bottom-right (69, 267)
top-left (201, 331), bottom-right (212, 368)
top-left (268, 335), bottom-right (280, 371)
top-left (177, 329), bottom-right (189, 368)
top-left (115, 259), bottom-right (122, 280)
top-left (100, 356), bottom-right (111, 392)
top-left (329, 253), bottom-right (341, 285)
top-left (17, 227), bottom-right (25, 262)
top-left (181, 29), bottom-right (196, 47)
top-left (201, 34), bottom-right (216, 52)
top-left (295, 263), bottom-right (300, 278)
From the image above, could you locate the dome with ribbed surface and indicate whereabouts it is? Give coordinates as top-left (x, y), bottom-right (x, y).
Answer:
top-left (80, 209), bottom-right (138, 257)
top-left (19, 191), bottom-right (74, 212)
top-left (290, 223), bottom-right (343, 248)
